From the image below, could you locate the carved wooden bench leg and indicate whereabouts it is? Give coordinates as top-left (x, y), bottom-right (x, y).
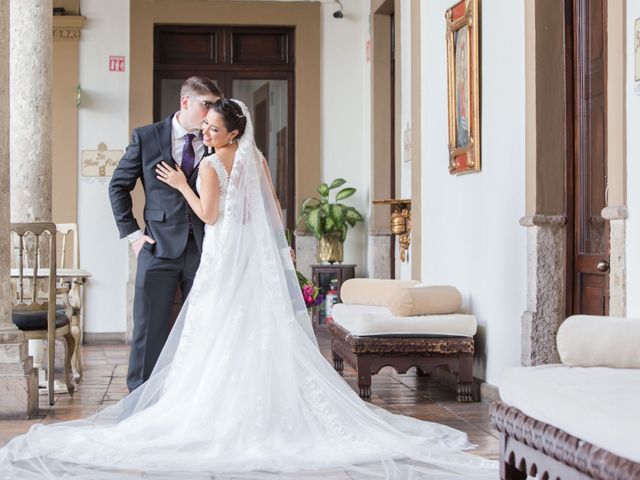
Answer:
top-left (456, 354), bottom-right (474, 402)
top-left (331, 346), bottom-right (344, 376)
top-left (501, 462), bottom-right (527, 480)
top-left (356, 356), bottom-right (372, 400)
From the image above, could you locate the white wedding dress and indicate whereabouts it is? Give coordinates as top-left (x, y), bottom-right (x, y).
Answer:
top-left (0, 101), bottom-right (497, 479)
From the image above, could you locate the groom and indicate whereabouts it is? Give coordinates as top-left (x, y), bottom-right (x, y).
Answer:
top-left (109, 76), bottom-right (222, 392)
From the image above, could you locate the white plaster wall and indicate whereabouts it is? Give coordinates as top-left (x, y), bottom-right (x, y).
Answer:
top-left (625, 1), bottom-right (640, 316)
top-left (420, 0), bottom-right (526, 384)
top-left (321, 0), bottom-right (370, 276)
top-left (78, 0), bottom-right (130, 333)
top-left (398, 0), bottom-right (412, 280)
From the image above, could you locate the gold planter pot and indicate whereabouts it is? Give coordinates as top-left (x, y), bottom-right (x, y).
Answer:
top-left (317, 234), bottom-right (344, 264)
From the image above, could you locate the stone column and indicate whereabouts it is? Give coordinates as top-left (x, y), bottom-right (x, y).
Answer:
top-left (520, 215), bottom-right (566, 366)
top-left (10, 0), bottom-right (53, 223)
top-left (0, 0), bottom-right (38, 419)
top-left (294, 230), bottom-right (317, 280)
top-left (9, 0), bottom-right (54, 402)
top-left (369, 231), bottom-right (392, 279)
top-left (602, 206), bottom-right (628, 317)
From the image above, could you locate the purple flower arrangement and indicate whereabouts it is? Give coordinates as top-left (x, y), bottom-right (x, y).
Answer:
top-left (297, 271), bottom-right (323, 309)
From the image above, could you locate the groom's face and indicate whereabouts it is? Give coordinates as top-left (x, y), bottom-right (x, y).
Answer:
top-left (180, 93), bottom-right (220, 132)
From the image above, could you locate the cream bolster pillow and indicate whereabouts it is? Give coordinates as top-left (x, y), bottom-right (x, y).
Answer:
top-left (557, 315), bottom-right (640, 368)
top-left (388, 285), bottom-right (462, 316)
top-left (340, 279), bottom-right (420, 307)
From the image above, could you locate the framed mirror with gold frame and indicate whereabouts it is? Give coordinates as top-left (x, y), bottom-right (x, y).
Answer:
top-left (446, 0), bottom-right (480, 175)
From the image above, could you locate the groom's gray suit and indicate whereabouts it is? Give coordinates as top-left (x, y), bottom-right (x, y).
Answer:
top-left (109, 115), bottom-right (205, 392)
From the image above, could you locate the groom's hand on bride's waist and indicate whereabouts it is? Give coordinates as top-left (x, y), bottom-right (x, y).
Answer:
top-left (132, 235), bottom-right (156, 257)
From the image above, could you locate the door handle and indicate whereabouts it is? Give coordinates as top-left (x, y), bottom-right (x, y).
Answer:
top-left (597, 260), bottom-right (610, 272)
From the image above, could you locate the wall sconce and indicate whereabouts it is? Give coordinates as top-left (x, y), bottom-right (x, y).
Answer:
top-left (372, 199), bottom-right (412, 262)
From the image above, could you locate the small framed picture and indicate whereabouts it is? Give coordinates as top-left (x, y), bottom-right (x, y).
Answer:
top-left (635, 18), bottom-right (640, 82)
top-left (446, 0), bottom-right (480, 175)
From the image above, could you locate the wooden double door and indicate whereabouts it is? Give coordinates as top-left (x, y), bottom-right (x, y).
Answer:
top-left (153, 25), bottom-right (296, 231)
top-left (567, 0), bottom-right (609, 316)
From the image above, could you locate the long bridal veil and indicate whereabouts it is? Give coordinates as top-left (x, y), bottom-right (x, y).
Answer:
top-left (0, 100), bottom-right (497, 479)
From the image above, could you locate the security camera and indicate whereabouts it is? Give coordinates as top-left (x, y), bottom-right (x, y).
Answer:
top-left (333, 0), bottom-right (344, 19)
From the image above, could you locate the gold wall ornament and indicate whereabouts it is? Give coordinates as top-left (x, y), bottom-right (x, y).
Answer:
top-left (372, 199), bottom-right (412, 263)
top-left (446, 0), bottom-right (481, 175)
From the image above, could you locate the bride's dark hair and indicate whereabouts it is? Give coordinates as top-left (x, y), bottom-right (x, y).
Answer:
top-left (212, 99), bottom-right (247, 139)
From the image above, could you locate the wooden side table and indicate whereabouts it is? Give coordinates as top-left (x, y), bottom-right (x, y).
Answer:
top-left (311, 264), bottom-right (355, 328)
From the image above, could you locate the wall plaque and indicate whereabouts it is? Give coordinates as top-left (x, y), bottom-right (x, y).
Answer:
top-left (81, 143), bottom-right (122, 177)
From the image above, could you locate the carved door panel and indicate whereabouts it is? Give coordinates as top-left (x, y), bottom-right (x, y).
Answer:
top-left (570, 0), bottom-right (609, 316)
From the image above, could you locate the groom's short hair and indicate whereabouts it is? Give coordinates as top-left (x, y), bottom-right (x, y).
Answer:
top-left (181, 76), bottom-right (223, 100)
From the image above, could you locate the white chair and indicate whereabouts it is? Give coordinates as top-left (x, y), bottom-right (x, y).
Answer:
top-left (10, 222), bottom-right (75, 405)
top-left (56, 223), bottom-right (84, 380)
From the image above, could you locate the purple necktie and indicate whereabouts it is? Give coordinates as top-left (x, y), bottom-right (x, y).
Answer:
top-left (181, 133), bottom-right (195, 177)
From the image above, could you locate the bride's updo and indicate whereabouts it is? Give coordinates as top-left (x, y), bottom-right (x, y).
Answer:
top-left (212, 99), bottom-right (247, 139)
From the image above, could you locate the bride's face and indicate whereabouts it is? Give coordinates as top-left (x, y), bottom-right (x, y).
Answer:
top-left (202, 110), bottom-right (237, 150)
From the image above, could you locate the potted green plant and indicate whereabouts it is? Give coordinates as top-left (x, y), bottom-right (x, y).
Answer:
top-left (298, 178), bottom-right (364, 263)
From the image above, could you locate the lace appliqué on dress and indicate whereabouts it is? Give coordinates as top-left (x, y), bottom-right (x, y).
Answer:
top-left (188, 154), bottom-right (230, 307)
top-left (202, 153), bottom-right (230, 193)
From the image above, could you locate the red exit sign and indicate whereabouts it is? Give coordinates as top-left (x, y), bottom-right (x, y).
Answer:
top-left (109, 56), bottom-right (125, 72)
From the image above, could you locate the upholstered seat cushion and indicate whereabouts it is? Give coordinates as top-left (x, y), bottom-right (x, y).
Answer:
top-left (12, 309), bottom-right (69, 331)
top-left (500, 364), bottom-right (640, 463)
top-left (331, 303), bottom-right (477, 337)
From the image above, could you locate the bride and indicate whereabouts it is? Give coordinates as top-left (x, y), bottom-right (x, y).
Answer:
top-left (0, 99), bottom-right (497, 479)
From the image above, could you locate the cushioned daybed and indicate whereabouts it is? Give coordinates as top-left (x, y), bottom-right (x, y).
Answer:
top-left (328, 279), bottom-right (478, 402)
top-left (491, 315), bottom-right (640, 479)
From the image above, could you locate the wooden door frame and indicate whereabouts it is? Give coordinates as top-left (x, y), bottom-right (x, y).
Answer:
top-left (389, 10), bottom-right (396, 277)
top-left (564, 0), bottom-right (575, 319)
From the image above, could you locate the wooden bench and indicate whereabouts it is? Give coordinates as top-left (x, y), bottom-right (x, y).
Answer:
top-left (328, 322), bottom-right (476, 402)
top-left (490, 401), bottom-right (640, 480)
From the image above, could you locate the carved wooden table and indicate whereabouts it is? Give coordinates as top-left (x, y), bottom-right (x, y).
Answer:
top-left (490, 401), bottom-right (640, 480)
top-left (328, 322), bottom-right (476, 402)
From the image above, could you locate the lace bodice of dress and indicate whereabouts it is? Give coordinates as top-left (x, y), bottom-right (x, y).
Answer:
top-left (197, 154), bottom-right (230, 205)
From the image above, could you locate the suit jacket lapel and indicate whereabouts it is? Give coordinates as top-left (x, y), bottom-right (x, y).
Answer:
top-left (155, 115), bottom-right (175, 167)
top-left (188, 138), bottom-right (210, 182)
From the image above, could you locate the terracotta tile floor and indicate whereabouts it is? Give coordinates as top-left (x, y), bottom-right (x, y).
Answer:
top-left (0, 327), bottom-right (499, 462)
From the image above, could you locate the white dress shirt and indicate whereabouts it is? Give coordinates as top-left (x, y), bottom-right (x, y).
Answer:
top-left (127, 112), bottom-right (205, 243)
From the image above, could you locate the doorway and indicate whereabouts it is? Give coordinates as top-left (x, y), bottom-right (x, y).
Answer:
top-left (153, 25), bottom-right (295, 231)
top-left (566, 0), bottom-right (610, 316)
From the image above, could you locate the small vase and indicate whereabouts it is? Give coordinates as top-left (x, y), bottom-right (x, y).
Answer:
top-left (317, 234), bottom-right (344, 264)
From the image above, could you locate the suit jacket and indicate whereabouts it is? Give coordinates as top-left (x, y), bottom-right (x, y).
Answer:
top-left (109, 115), bottom-right (205, 259)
